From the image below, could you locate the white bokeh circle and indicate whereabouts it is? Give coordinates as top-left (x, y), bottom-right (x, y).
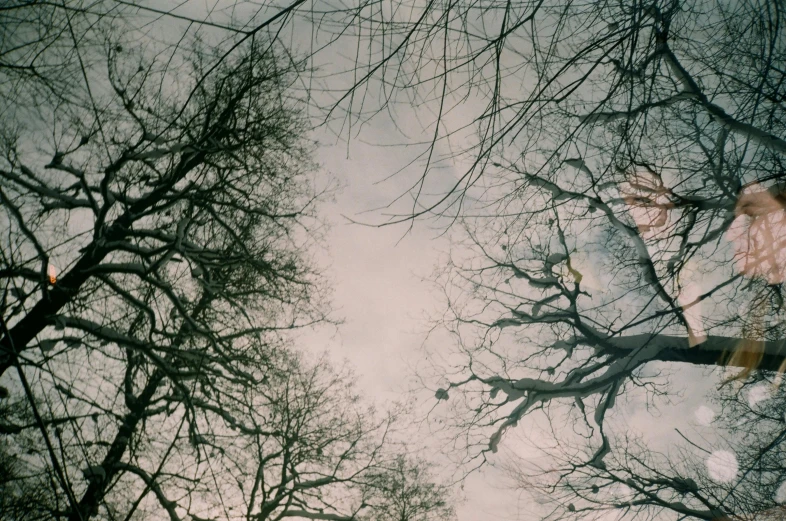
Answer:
top-left (706, 450), bottom-right (739, 483)
top-left (694, 405), bottom-right (716, 426)
top-left (775, 481), bottom-right (786, 504)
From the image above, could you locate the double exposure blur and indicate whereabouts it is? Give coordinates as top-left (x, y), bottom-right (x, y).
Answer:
top-left (2, 0), bottom-right (786, 520)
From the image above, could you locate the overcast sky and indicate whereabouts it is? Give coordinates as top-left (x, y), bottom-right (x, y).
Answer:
top-left (298, 108), bottom-right (531, 517)
top-left (1, 2), bottom-right (778, 520)
top-left (305, 116), bottom-right (750, 519)
top-left (303, 113), bottom-right (726, 520)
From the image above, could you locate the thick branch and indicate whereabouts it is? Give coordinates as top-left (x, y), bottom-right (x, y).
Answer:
top-left (599, 334), bottom-right (786, 372)
top-left (280, 510), bottom-right (354, 521)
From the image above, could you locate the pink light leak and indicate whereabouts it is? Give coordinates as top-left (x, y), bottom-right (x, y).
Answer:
top-left (727, 184), bottom-right (786, 284)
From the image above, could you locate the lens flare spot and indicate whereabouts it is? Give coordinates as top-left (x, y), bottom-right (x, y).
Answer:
top-left (694, 405), bottom-right (715, 426)
top-left (706, 450), bottom-right (738, 483)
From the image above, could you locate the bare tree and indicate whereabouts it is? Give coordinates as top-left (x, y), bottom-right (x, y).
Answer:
top-left (0, 0), bottom-right (330, 377)
top-left (0, 4), bottom-right (350, 519)
top-left (309, 0), bottom-right (786, 514)
top-left (359, 455), bottom-right (456, 521)
top-left (0, 3), bottom-right (464, 520)
top-left (494, 371), bottom-right (786, 521)
top-left (334, 0), bottom-right (786, 460)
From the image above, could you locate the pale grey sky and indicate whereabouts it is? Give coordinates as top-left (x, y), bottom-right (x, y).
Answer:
top-left (306, 122), bottom-right (750, 516)
top-left (4, 2), bottom-right (765, 519)
top-left (307, 117), bottom-right (540, 519)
